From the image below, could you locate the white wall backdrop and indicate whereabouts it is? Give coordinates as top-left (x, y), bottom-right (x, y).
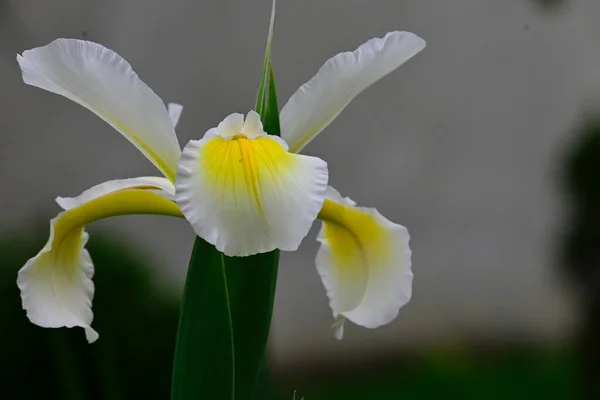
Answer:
top-left (2, 0), bottom-right (597, 368)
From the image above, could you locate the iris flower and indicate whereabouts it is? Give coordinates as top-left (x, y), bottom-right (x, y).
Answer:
top-left (16, 31), bottom-right (425, 342)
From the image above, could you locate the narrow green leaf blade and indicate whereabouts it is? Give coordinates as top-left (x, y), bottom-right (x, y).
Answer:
top-left (263, 62), bottom-right (280, 137)
top-left (171, 237), bottom-right (235, 400)
top-left (255, 0), bottom-right (276, 115)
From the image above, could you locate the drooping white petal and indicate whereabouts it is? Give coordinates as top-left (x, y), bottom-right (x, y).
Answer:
top-left (18, 218), bottom-right (98, 342)
top-left (316, 188), bottom-right (412, 336)
top-left (176, 112), bottom-right (328, 257)
top-left (17, 39), bottom-right (181, 181)
top-left (280, 31), bottom-right (426, 153)
top-left (18, 181), bottom-right (183, 342)
top-left (168, 103), bottom-right (184, 128)
top-left (56, 176), bottom-right (175, 210)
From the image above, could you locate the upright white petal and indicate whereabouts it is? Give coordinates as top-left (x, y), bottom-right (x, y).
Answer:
top-left (240, 110), bottom-right (264, 139)
top-left (17, 39), bottom-right (181, 181)
top-left (280, 31), bottom-right (426, 153)
top-left (18, 179), bottom-right (182, 342)
top-left (316, 187), bottom-right (412, 337)
top-left (217, 113), bottom-right (245, 138)
top-left (176, 112), bottom-right (328, 257)
top-left (168, 103), bottom-right (184, 128)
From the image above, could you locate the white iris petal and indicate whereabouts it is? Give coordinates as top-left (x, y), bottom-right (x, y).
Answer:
top-left (17, 180), bottom-right (182, 342)
top-left (281, 31), bottom-right (426, 153)
top-left (17, 39), bottom-right (181, 181)
top-left (168, 103), bottom-right (184, 128)
top-left (316, 187), bottom-right (412, 338)
top-left (176, 111), bottom-right (328, 257)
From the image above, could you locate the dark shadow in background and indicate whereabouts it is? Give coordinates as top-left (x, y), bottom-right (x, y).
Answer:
top-left (531, 0), bottom-right (568, 12)
top-left (560, 116), bottom-right (600, 399)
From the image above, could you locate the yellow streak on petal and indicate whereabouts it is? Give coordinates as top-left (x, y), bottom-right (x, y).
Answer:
top-left (200, 136), bottom-right (296, 221)
top-left (50, 189), bottom-right (183, 273)
top-left (318, 199), bottom-right (391, 271)
top-left (99, 113), bottom-right (178, 183)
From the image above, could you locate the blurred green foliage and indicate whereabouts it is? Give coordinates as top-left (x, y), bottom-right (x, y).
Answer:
top-left (277, 348), bottom-right (576, 400)
top-left (0, 222), bottom-right (180, 400)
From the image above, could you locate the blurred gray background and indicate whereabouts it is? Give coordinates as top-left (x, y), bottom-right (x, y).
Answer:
top-left (0, 0), bottom-right (592, 371)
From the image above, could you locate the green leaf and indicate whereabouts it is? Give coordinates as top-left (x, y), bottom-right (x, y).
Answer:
top-left (256, 0), bottom-right (276, 115)
top-left (170, 237), bottom-right (235, 400)
top-left (224, 251), bottom-right (279, 400)
top-left (263, 61), bottom-right (280, 136)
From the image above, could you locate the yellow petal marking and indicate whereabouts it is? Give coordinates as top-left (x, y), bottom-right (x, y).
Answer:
top-left (102, 115), bottom-right (178, 182)
top-left (201, 135), bottom-right (296, 222)
top-left (49, 189), bottom-right (182, 274)
top-left (318, 199), bottom-right (393, 309)
top-left (319, 199), bottom-right (391, 264)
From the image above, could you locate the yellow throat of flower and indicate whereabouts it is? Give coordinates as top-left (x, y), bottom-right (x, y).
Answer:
top-left (318, 199), bottom-right (392, 267)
